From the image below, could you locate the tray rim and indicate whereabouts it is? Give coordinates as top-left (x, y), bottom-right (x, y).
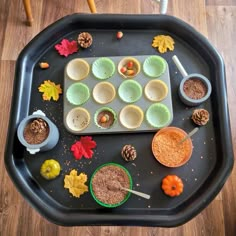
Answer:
top-left (4, 13), bottom-right (234, 227)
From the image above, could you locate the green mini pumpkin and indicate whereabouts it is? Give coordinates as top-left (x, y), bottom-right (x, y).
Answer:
top-left (40, 159), bottom-right (61, 180)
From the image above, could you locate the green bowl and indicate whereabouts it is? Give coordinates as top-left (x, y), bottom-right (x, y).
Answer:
top-left (92, 57), bottom-right (115, 80)
top-left (118, 80), bottom-right (142, 103)
top-left (146, 103), bottom-right (171, 128)
top-left (66, 82), bottom-right (90, 105)
top-left (143, 55), bottom-right (167, 78)
top-left (90, 163), bottom-right (133, 208)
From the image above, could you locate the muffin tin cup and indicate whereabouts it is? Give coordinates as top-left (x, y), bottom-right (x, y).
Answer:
top-left (66, 58), bottom-right (90, 81)
top-left (92, 82), bottom-right (116, 104)
top-left (65, 107), bottom-right (90, 132)
top-left (94, 107), bottom-right (117, 129)
top-left (63, 55), bottom-right (173, 134)
top-left (146, 103), bottom-right (171, 129)
top-left (118, 80), bottom-right (142, 103)
top-left (92, 57), bottom-right (116, 80)
top-left (66, 82), bottom-right (90, 106)
top-left (144, 80), bottom-right (168, 102)
top-left (119, 105), bottom-right (144, 130)
top-left (118, 57), bottom-right (141, 79)
top-left (143, 55), bottom-right (167, 78)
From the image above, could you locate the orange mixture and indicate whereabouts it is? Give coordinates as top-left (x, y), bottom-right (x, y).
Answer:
top-left (152, 128), bottom-right (192, 167)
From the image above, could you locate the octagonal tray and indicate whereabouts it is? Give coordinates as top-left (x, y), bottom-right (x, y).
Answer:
top-left (4, 14), bottom-right (234, 227)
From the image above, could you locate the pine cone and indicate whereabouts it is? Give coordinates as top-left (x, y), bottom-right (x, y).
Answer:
top-left (30, 118), bottom-right (48, 134)
top-left (121, 145), bottom-right (137, 162)
top-left (78, 32), bottom-right (93, 48)
top-left (192, 109), bottom-right (210, 126)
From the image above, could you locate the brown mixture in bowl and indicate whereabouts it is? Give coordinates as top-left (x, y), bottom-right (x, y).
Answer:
top-left (183, 78), bottom-right (207, 100)
top-left (23, 118), bottom-right (49, 145)
top-left (91, 165), bottom-right (131, 205)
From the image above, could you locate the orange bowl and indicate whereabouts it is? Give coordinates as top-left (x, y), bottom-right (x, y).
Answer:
top-left (152, 127), bottom-right (193, 167)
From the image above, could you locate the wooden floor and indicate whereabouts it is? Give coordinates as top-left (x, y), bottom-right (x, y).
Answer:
top-left (0, 0), bottom-right (236, 235)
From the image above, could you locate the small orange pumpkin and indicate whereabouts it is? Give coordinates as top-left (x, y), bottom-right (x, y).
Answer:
top-left (161, 175), bottom-right (184, 197)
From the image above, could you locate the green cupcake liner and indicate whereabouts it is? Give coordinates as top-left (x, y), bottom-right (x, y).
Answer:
top-left (118, 80), bottom-right (142, 103)
top-left (92, 57), bottom-right (115, 80)
top-left (66, 82), bottom-right (90, 105)
top-left (146, 103), bottom-right (171, 128)
top-left (143, 55), bottom-right (167, 78)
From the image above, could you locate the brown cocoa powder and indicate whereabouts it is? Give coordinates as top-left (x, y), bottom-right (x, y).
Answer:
top-left (92, 165), bottom-right (130, 205)
top-left (97, 110), bottom-right (115, 128)
top-left (23, 118), bottom-right (49, 145)
top-left (183, 78), bottom-right (207, 100)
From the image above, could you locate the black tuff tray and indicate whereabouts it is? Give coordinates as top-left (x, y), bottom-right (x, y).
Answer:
top-left (4, 14), bottom-right (234, 227)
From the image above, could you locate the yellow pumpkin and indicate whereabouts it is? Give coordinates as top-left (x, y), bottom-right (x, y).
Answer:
top-left (161, 175), bottom-right (184, 197)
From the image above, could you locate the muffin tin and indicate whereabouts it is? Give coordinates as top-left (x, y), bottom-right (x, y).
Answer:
top-left (63, 55), bottom-right (173, 134)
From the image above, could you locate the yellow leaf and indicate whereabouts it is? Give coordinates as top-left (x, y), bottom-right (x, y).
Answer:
top-left (64, 169), bottom-right (88, 198)
top-left (152, 35), bottom-right (175, 54)
top-left (38, 80), bottom-right (62, 101)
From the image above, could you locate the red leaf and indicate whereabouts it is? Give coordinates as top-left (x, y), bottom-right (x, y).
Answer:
top-left (55, 39), bottom-right (78, 57)
top-left (71, 136), bottom-right (97, 160)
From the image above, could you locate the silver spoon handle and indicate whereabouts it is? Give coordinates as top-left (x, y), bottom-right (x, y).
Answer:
top-left (178, 127), bottom-right (199, 146)
top-left (122, 187), bottom-right (151, 199)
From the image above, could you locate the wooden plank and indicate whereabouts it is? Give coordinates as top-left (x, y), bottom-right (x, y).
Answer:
top-left (0, 0), bottom-right (9, 59)
top-left (0, 61), bottom-right (17, 236)
top-left (206, 5), bottom-right (236, 234)
top-left (206, 0), bottom-right (236, 6)
top-left (169, 0), bottom-right (208, 37)
top-left (206, 5), bottom-right (236, 148)
top-left (183, 199), bottom-right (225, 235)
top-left (1, 0), bottom-right (43, 60)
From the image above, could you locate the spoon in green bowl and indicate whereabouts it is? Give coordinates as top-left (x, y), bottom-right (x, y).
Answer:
top-left (108, 181), bottom-right (151, 200)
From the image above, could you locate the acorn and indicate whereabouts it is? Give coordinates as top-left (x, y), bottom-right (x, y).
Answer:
top-left (39, 62), bottom-right (49, 69)
top-left (100, 114), bottom-right (110, 123)
top-left (116, 31), bottom-right (123, 39)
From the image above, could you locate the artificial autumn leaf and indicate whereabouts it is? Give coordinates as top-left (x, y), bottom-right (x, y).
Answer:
top-left (38, 80), bottom-right (62, 101)
top-left (152, 35), bottom-right (175, 54)
top-left (64, 169), bottom-right (88, 198)
top-left (71, 136), bottom-right (97, 160)
top-left (55, 39), bottom-right (78, 57)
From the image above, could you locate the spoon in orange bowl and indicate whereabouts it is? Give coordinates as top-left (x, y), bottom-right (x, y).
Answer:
top-left (177, 127), bottom-right (199, 146)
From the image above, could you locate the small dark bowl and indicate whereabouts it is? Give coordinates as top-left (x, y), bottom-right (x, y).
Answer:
top-left (179, 73), bottom-right (212, 106)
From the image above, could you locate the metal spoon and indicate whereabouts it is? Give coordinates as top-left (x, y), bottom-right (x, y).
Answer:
top-left (108, 181), bottom-right (151, 200)
top-left (119, 186), bottom-right (151, 200)
top-left (177, 127), bottom-right (199, 146)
